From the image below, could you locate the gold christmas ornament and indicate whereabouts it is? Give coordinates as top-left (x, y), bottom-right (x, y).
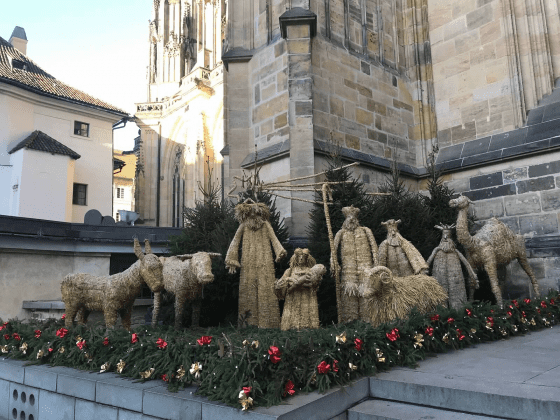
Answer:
top-left (61, 239), bottom-right (164, 331)
top-left (336, 331), bottom-right (347, 344)
top-left (19, 342), bottom-right (28, 354)
top-left (117, 359), bottom-right (126, 373)
top-left (427, 224), bottom-right (479, 308)
top-left (513, 325), bottom-right (518, 332)
top-left (442, 333), bottom-right (450, 344)
top-left (349, 363), bottom-right (358, 371)
top-left (413, 334), bottom-right (424, 348)
top-left (332, 206), bottom-right (379, 323)
top-left (225, 199), bottom-right (287, 328)
top-left (75, 335), bottom-right (83, 343)
top-left (375, 348), bottom-right (386, 363)
top-left (100, 363), bottom-right (110, 373)
top-left (36, 349), bottom-right (44, 359)
top-left (140, 368), bottom-right (155, 379)
top-left (530, 318), bottom-right (536, 326)
top-left (449, 196), bottom-right (540, 308)
top-left (0, 345), bottom-right (8, 354)
top-left (361, 266), bottom-right (448, 327)
top-left (242, 339), bottom-right (249, 347)
top-left (275, 248), bottom-right (326, 330)
top-left (470, 328), bottom-right (477, 334)
top-left (310, 372), bottom-right (317, 384)
top-left (58, 346), bottom-right (65, 354)
top-left (152, 251), bottom-right (221, 330)
top-left (176, 365), bottom-right (186, 379)
top-left (239, 395), bottom-right (253, 411)
top-left (251, 340), bottom-right (259, 349)
top-left (378, 219), bottom-right (428, 277)
top-left (190, 362), bottom-right (202, 379)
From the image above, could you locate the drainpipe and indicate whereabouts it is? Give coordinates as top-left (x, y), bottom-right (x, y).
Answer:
top-left (157, 123), bottom-right (161, 227)
top-left (112, 116), bottom-right (135, 219)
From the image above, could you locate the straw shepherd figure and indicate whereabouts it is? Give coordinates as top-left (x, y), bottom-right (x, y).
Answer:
top-left (275, 248), bottom-right (326, 331)
top-left (450, 195), bottom-right (540, 307)
top-left (61, 239), bottom-right (164, 331)
top-left (378, 219), bottom-right (428, 277)
top-left (225, 199), bottom-right (287, 328)
top-left (331, 206), bottom-right (378, 323)
top-left (361, 266), bottom-right (448, 327)
top-left (427, 224), bottom-right (479, 309)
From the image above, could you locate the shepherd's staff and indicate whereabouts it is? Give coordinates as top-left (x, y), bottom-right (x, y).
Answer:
top-left (322, 183), bottom-right (342, 324)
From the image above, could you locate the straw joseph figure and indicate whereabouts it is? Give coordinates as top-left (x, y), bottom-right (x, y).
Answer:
top-left (331, 205), bottom-right (378, 323)
top-left (275, 248), bottom-right (326, 331)
top-left (378, 219), bottom-right (428, 277)
top-left (427, 224), bottom-right (479, 309)
top-left (225, 199), bottom-right (287, 328)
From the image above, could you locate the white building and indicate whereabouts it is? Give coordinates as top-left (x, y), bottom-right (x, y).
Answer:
top-left (113, 149), bottom-right (137, 221)
top-left (0, 27), bottom-right (128, 223)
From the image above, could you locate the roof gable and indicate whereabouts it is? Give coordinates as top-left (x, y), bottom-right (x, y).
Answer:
top-left (9, 130), bottom-right (81, 160)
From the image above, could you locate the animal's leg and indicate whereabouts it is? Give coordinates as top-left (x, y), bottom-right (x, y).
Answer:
top-left (152, 291), bottom-right (161, 327)
top-left (191, 299), bottom-right (201, 328)
top-left (103, 307), bottom-right (118, 329)
top-left (64, 303), bottom-right (79, 328)
top-left (467, 257), bottom-right (477, 301)
top-left (121, 303), bottom-right (134, 331)
top-left (484, 255), bottom-right (503, 308)
top-left (75, 307), bottom-right (86, 325)
top-left (175, 293), bottom-right (187, 330)
top-left (517, 254), bottom-right (540, 298)
top-left (82, 309), bottom-right (91, 324)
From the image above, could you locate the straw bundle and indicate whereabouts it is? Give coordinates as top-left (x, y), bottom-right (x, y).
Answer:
top-left (275, 249), bottom-right (326, 331)
top-left (225, 199), bottom-right (287, 329)
top-left (361, 266), bottom-right (448, 327)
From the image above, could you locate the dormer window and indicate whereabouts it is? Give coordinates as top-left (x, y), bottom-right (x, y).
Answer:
top-left (11, 59), bottom-right (27, 71)
top-left (74, 121), bottom-right (89, 137)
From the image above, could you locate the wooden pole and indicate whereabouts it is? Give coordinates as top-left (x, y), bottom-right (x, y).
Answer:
top-left (322, 183), bottom-right (341, 324)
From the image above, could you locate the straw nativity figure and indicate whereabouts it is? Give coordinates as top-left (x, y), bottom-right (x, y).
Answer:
top-left (427, 224), bottom-right (479, 309)
top-left (331, 206), bottom-right (379, 323)
top-left (225, 198), bottom-right (287, 328)
top-left (275, 248), bottom-right (326, 331)
top-left (378, 219), bottom-right (429, 277)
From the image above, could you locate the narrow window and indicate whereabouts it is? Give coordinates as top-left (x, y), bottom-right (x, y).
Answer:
top-left (115, 212), bottom-right (120, 221)
top-left (74, 121), bottom-right (90, 137)
top-left (72, 183), bottom-right (87, 205)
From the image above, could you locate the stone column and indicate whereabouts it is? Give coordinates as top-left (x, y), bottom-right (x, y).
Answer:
top-left (280, 8), bottom-right (317, 238)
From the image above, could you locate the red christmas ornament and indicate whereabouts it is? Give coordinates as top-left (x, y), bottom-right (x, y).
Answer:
top-left (34, 330), bottom-right (42, 339)
top-left (386, 328), bottom-right (400, 342)
top-left (465, 309), bottom-right (472, 317)
top-left (447, 317), bottom-right (455, 324)
top-left (507, 311), bottom-right (512, 317)
top-left (283, 380), bottom-right (296, 397)
top-left (197, 336), bottom-right (213, 346)
top-left (268, 346), bottom-right (282, 364)
top-left (550, 298), bottom-right (556, 305)
top-left (456, 329), bottom-right (465, 341)
top-left (76, 340), bottom-right (86, 350)
top-left (2, 334), bottom-right (9, 340)
top-left (486, 316), bottom-right (494, 327)
top-left (523, 298), bottom-right (531, 304)
top-left (333, 359), bottom-right (339, 373)
top-left (103, 337), bottom-right (109, 346)
top-left (354, 338), bottom-right (363, 351)
top-left (61, 314), bottom-right (66, 320)
top-left (156, 338), bottom-right (168, 349)
top-left (242, 386), bottom-right (252, 396)
top-left (48, 348), bottom-right (53, 352)
top-left (12, 333), bottom-right (21, 341)
top-left (522, 311), bottom-right (526, 318)
top-left (162, 374), bottom-right (169, 382)
top-left (317, 361), bottom-right (331, 374)
top-left (131, 333), bottom-right (139, 344)
top-left (430, 314), bottom-right (440, 322)
top-left (425, 326), bottom-right (434, 336)
top-left (540, 301), bottom-right (547, 309)
top-left (512, 299), bottom-right (519, 308)
top-left (56, 328), bottom-right (68, 338)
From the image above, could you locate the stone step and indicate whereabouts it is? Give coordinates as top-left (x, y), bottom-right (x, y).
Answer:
top-left (348, 399), bottom-right (505, 420)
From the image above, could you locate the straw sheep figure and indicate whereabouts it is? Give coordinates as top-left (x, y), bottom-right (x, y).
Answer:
top-left (378, 219), bottom-right (429, 277)
top-left (152, 252), bottom-right (221, 329)
top-left (275, 248), bottom-right (326, 331)
top-left (331, 206), bottom-right (378, 323)
top-left (225, 198), bottom-right (287, 328)
top-left (361, 266), bottom-right (448, 327)
top-left (61, 239), bottom-right (164, 330)
top-left (427, 224), bottom-right (479, 309)
top-left (450, 195), bottom-right (540, 307)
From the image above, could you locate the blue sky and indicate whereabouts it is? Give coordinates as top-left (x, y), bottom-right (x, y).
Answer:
top-left (1, 0), bottom-right (153, 150)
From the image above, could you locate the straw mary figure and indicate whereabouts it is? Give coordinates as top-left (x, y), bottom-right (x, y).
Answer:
top-left (378, 219), bottom-right (428, 277)
top-left (427, 224), bottom-right (479, 309)
top-left (275, 248), bottom-right (326, 331)
top-left (225, 199), bottom-right (287, 328)
top-left (331, 206), bottom-right (378, 323)
top-left (361, 266), bottom-right (448, 327)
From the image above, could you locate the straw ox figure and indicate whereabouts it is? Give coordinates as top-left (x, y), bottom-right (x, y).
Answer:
top-left (61, 239), bottom-right (164, 330)
top-left (427, 224), bottom-right (479, 309)
top-left (225, 198), bottom-right (287, 328)
top-left (378, 219), bottom-right (429, 277)
top-left (275, 248), bottom-right (326, 331)
top-left (152, 252), bottom-right (221, 329)
top-left (450, 195), bottom-right (540, 307)
top-left (361, 266), bottom-right (448, 327)
top-left (331, 206), bottom-right (378, 323)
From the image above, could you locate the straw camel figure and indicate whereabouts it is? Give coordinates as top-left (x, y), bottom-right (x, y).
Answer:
top-left (361, 266), bottom-right (447, 327)
top-left (331, 206), bottom-right (378, 323)
top-left (378, 219), bottom-right (428, 277)
top-left (225, 198), bottom-right (287, 328)
top-left (449, 195), bottom-right (540, 307)
top-left (427, 224), bottom-right (479, 309)
top-left (275, 248), bottom-right (326, 331)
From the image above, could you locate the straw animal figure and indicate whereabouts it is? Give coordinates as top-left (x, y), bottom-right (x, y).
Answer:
top-left (61, 239), bottom-right (164, 331)
top-left (361, 266), bottom-right (448, 327)
top-left (427, 224), bottom-right (479, 309)
top-left (378, 219), bottom-right (428, 277)
top-left (450, 195), bottom-right (540, 307)
top-left (275, 248), bottom-right (326, 331)
top-left (331, 206), bottom-right (378, 323)
top-left (152, 252), bottom-right (221, 329)
top-left (225, 198), bottom-right (287, 328)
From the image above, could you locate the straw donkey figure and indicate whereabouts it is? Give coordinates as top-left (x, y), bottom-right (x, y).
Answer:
top-left (427, 224), bottom-right (478, 309)
top-left (449, 195), bottom-right (540, 307)
top-left (378, 219), bottom-right (429, 277)
top-left (152, 252), bottom-right (221, 329)
top-left (61, 239), bottom-right (164, 330)
top-left (275, 248), bottom-right (326, 331)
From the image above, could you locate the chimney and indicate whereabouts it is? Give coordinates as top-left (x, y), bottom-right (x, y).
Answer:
top-left (9, 26), bottom-right (28, 55)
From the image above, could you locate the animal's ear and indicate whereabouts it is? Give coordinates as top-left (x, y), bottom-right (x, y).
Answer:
top-left (435, 225), bottom-right (443, 230)
top-left (450, 224), bottom-right (456, 229)
top-left (396, 219), bottom-right (401, 225)
top-left (208, 253), bottom-right (222, 260)
top-left (176, 254), bottom-right (194, 261)
top-left (381, 221), bottom-right (388, 226)
top-left (144, 239), bottom-right (152, 254)
top-left (134, 238), bottom-right (144, 261)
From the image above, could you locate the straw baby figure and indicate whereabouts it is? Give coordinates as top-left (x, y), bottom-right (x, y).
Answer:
top-left (378, 219), bottom-right (428, 277)
top-left (275, 248), bottom-right (326, 331)
top-left (427, 224), bottom-right (479, 309)
top-left (331, 206), bottom-right (378, 323)
top-left (225, 199), bottom-right (287, 329)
